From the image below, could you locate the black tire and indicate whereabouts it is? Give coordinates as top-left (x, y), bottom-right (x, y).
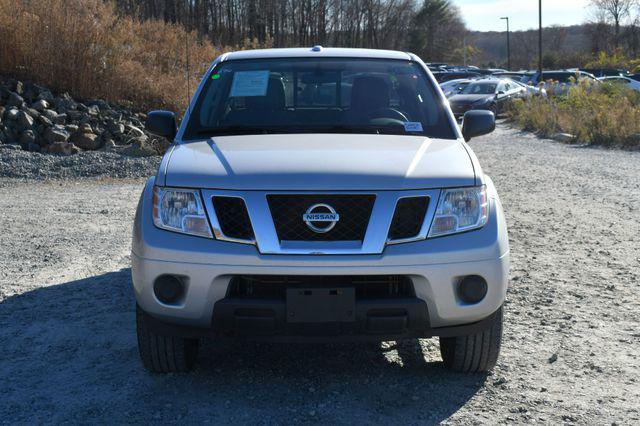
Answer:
top-left (136, 304), bottom-right (199, 373)
top-left (439, 307), bottom-right (503, 373)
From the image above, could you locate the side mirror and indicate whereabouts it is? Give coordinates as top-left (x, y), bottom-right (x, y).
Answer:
top-left (146, 110), bottom-right (177, 139)
top-left (462, 110), bottom-right (495, 142)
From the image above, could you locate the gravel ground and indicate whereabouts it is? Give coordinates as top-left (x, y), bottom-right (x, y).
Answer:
top-left (1, 124), bottom-right (639, 424)
top-left (0, 144), bottom-right (161, 180)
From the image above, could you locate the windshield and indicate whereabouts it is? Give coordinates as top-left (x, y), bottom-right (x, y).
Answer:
top-left (462, 82), bottom-right (497, 95)
top-left (183, 58), bottom-right (456, 140)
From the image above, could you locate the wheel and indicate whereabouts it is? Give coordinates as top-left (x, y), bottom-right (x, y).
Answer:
top-left (488, 104), bottom-right (498, 116)
top-left (439, 307), bottom-right (503, 373)
top-left (136, 304), bottom-right (199, 373)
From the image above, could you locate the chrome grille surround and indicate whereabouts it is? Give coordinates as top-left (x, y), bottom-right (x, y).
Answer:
top-left (201, 189), bottom-right (441, 254)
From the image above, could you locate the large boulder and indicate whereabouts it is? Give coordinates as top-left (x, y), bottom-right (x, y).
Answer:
top-left (42, 109), bottom-right (59, 121)
top-left (121, 139), bottom-right (157, 157)
top-left (78, 122), bottom-right (93, 134)
top-left (44, 125), bottom-right (70, 144)
top-left (13, 80), bottom-right (24, 95)
top-left (7, 92), bottom-right (24, 108)
top-left (70, 131), bottom-right (101, 150)
top-left (19, 129), bottom-right (36, 147)
top-left (52, 113), bottom-right (67, 125)
top-left (37, 114), bottom-right (53, 128)
top-left (37, 90), bottom-right (54, 103)
top-left (67, 110), bottom-right (85, 122)
top-left (32, 99), bottom-right (49, 112)
top-left (15, 110), bottom-right (34, 131)
top-left (86, 104), bottom-right (100, 116)
top-left (5, 108), bottom-right (19, 121)
top-left (46, 141), bottom-right (79, 155)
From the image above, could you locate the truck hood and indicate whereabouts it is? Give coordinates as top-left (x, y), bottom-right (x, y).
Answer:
top-left (163, 134), bottom-right (475, 190)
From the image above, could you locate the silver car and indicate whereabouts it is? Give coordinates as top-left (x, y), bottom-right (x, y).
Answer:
top-left (133, 47), bottom-right (508, 373)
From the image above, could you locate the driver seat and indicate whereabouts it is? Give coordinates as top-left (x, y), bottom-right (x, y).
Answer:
top-left (349, 76), bottom-right (390, 122)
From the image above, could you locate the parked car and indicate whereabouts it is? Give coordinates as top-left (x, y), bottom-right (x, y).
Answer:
top-left (522, 70), bottom-right (599, 96)
top-left (523, 70), bottom-right (598, 86)
top-left (507, 79), bottom-right (547, 97)
top-left (580, 68), bottom-right (628, 78)
top-left (493, 71), bottom-right (531, 81)
top-left (135, 47), bottom-right (508, 374)
top-left (448, 78), bottom-right (526, 118)
top-left (432, 71), bottom-right (482, 82)
top-left (628, 73), bottom-right (640, 82)
top-left (598, 76), bottom-right (640, 91)
top-left (439, 78), bottom-right (473, 98)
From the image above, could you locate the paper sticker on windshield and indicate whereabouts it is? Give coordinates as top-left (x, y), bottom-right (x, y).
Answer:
top-left (404, 122), bottom-right (423, 132)
top-left (229, 70), bottom-right (270, 97)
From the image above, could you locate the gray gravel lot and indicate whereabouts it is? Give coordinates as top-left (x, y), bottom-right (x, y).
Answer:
top-left (1, 124), bottom-right (639, 424)
top-left (0, 144), bottom-right (161, 180)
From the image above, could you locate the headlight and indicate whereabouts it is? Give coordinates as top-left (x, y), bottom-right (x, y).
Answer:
top-left (152, 187), bottom-right (213, 238)
top-left (428, 186), bottom-right (488, 238)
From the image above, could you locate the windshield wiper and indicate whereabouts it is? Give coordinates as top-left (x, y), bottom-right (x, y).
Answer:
top-left (196, 126), bottom-right (276, 136)
top-left (195, 124), bottom-right (415, 137)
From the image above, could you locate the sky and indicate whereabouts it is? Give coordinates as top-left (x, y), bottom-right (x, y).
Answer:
top-left (452, 0), bottom-right (592, 32)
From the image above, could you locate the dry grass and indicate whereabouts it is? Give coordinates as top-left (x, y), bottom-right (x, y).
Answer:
top-left (507, 82), bottom-right (640, 148)
top-left (0, 0), bottom-right (253, 113)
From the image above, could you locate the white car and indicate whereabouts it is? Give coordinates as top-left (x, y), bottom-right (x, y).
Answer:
top-left (134, 47), bottom-right (509, 374)
top-left (440, 78), bottom-right (472, 98)
top-left (509, 79), bottom-right (547, 98)
top-left (598, 76), bottom-right (640, 91)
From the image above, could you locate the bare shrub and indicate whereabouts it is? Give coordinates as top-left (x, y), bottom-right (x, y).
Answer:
top-left (0, 0), bottom-right (231, 113)
top-left (507, 83), bottom-right (640, 148)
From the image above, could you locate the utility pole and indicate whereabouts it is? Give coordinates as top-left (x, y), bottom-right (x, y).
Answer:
top-left (500, 17), bottom-right (510, 70)
top-left (538, 0), bottom-right (543, 75)
top-left (463, 36), bottom-right (467, 67)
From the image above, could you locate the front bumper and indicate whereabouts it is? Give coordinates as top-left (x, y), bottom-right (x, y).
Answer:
top-left (132, 177), bottom-right (510, 337)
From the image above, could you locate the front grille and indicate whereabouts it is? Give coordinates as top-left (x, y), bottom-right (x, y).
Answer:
top-left (387, 196), bottom-right (429, 241)
top-left (267, 194), bottom-right (375, 241)
top-left (227, 275), bottom-right (415, 300)
top-left (212, 196), bottom-right (254, 240)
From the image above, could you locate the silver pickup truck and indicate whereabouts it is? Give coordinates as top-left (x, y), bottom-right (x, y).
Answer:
top-left (132, 47), bottom-right (509, 374)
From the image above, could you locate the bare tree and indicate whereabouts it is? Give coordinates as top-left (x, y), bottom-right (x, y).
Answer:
top-left (111, 0), bottom-right (421, 51)
top-left (589, 0), bottom-right (638, 48)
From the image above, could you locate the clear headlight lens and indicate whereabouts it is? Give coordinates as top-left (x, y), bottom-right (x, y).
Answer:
top-left (152, 187), bottom-right (212, 238)
top-left (428, 186), bottom-right (488, 238)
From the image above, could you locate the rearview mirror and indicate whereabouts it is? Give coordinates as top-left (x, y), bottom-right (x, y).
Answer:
top-left (462, 110), bottom-right (495, 142)
top-left (146, 110), bottom-right (177, 139)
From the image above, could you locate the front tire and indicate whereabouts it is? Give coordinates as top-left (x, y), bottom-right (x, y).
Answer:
top-left (136, 304), bottom-right (199, 373)
top-left (439, 307), bottom-right (503, 373)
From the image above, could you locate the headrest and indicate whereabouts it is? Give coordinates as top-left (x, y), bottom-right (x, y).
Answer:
top-left (245, 76), bottom-right (285, 110)
top-left (350, 76), bottom-right (390, 111)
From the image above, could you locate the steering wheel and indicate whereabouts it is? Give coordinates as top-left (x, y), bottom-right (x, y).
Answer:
top-left (369, 107), bottom-right (409, 122)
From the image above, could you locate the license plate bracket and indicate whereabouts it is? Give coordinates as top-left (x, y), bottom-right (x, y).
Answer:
top-left (286, 288), bottom-right (355, 323)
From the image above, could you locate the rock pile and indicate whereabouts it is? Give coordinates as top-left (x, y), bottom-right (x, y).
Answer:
top-left (0, 78), bottom-right (169, 156)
